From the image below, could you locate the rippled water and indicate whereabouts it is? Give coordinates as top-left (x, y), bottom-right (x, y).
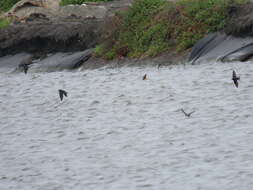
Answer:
top-left (1, 61), bottom-right (253, 190)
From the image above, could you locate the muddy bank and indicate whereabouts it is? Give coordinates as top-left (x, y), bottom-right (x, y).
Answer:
top-left (80, 50), bottom-right (189, 70)
top-left (0, 48), bottom-right (189, 73)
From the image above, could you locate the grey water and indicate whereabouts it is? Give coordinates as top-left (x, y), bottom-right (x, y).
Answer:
top-left (1, 61), bottom-right (253, 190)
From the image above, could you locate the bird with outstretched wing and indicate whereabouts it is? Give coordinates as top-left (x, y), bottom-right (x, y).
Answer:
top-left (58, 89), bottom-right (68, 101)
top-left (232, 70), bottom-right (240, 88)
top-left (181, 109), bottom-right (195, 117)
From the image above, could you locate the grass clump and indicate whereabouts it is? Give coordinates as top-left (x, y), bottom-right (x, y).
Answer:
top-left (60, 0), bottom-right (113, 6)
top-left (96, 0), bottom-right (248, 59)
top-left (94, 45), bottom-right (116, 60)
top-left (172, 0), bottom-right (248, 50)
top-left (115, 0), bottom-right (168, 58)
top-left (0, 18), bottom-right (11, 29)
top-left (0, 0), bottom-right (20, 12)
top-left (94, 44), bottom-right (104, 57)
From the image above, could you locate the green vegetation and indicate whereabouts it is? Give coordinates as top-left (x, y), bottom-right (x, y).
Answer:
top-left (60, 0), bottom-right (113, 6)
top-left (0, 0), bottom-right (20, 12)
top-left (96, 0), bottom-right (248, 59)
top-left (0, 18), bottom-right (11, 29)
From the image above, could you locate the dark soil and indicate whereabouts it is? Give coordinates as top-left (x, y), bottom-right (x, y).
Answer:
top-left (225, 3), bottom-right (253, 36)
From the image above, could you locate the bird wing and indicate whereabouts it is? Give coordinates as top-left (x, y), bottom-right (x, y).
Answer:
top-left (233, 79), bottom-right (239, 88)
top-left (181, 109), bottom-right (187, 116)
top-left (24, 65), bottom-right (29, 74)
top-left (63, 91), bottom-right (68, 97)
top-left (59, 91), bottom-right (63, 100)
top-left (189, 110), bottom-right (195, 115)
top-left (232, 70), bottom-right (236, 79)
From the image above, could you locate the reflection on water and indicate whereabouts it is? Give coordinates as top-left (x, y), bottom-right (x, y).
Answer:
top-left (1, 62), bottom-right (253, 190)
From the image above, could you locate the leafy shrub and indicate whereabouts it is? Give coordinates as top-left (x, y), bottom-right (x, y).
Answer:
top-left (0, 18), bottom-right (11, 29)
top-left (172, 0), bottom-right (248, 50)
top-left (96, 0), bottom-right (248, 59)
top-left (94, 44), bottom-right (104, 57)
top-left (0, 0), bottom-right (20, 11)
top-left (104, 50), bottom-right (116, 60)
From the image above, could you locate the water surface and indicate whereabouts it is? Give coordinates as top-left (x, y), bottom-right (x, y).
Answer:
top-left (1, 61), bottom-right (253, 190)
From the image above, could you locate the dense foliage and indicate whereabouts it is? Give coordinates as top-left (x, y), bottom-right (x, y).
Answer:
top-left (60, 0), bottom-right (113, 6)
top-left (0, 18), bottom-right (11, 29)
top-left (95, 0), bottom-right (248, 59)
top-left (0, 0), bottom-right (20, 11)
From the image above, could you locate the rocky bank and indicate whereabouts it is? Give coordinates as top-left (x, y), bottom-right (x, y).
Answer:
top-left (1, 0), bottom-right (253, 72)
top-left (0, 0), bottom-right (133, 56)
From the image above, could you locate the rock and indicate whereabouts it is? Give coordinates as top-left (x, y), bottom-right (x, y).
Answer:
top-left (0, 53), bottom-right (31, 73)
top-left (189, 33), bottom-right (227, 64)
top-left (189, 32), bottom-right (253, 63)
top-left (58, 4), bottom-right (107, 19)
top-left (220, 42), bottom-right (253, 62)
top-left (8, 0), bottom-right (59, 13)
top-left (4, 0), bottom-right (60, 20)
top-left (0, 0), bottom-right (133, 56)
top-left (3, 0), bottom-right (60, 23)
top-left (4, 0), bottom-right (133, 22)
top-left (0, 19), bottom-right (104, 56)
top-left (24, 13), bottom-right (50, 22)
top-left (0, 50), bottom-right (93, 73)
top-left (29, 49), bottom-right (93, 72)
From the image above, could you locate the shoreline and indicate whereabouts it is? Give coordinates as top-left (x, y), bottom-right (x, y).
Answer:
top-left (1, 0), bottom-right (253, 70)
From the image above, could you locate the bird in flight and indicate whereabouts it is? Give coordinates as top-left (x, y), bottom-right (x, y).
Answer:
top-left (58, 89), bottom-right (68, 101)
top-left (181, 109), bottom-right (195, 117)
top-left (232, 70), bottom-right (240, 88)
top-left (20, 64), bottom-right (29, 74)
top-left (157, 64), bottom-right (162, 69)
top-left (142, 74), bottom-right (147, 80)
top-left (19, 56), bottom-right (33, 74)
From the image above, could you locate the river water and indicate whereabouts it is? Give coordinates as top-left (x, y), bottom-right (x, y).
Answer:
top-left (1, 61), bottom-right (253, 190)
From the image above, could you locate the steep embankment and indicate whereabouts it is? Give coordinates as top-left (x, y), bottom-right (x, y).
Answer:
top-left (94, 0), bottom-right (249, 61)
top-left (189, 2), bottom-right (253, 64)
top-left (1, 0), bottom-right (253, 72)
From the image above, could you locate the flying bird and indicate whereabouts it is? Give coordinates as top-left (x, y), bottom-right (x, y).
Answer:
top-left (142, 74), bottom-right (147, 80)
top-left (232, 70), bottom-right (240, 88)
top-left (181, 109), bottom-right (195, 117)
top-left (58, 89), bottom-right (68, 101)
top-left (157, 64), bottom-right (162, 69)
top-left (19, 56), bottom-right (33, 74)
top-left (20, 64), bottom-right (29, 74)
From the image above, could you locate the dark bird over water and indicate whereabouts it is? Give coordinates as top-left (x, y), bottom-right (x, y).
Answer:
top-left (142, 74), bottom-right (147, 80)
top-left (58, 89), bottom-right (68, 101)
top-left (19, 57), bottom-right (33, 74)
top-left (181, 109), bottom-right (195, 117)
top-left (232, 70), bottom-right (240, 88)
top-left (20, 64), bottom-right (29, 74)
top-left (158, 64), bottom-right (162, 69)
